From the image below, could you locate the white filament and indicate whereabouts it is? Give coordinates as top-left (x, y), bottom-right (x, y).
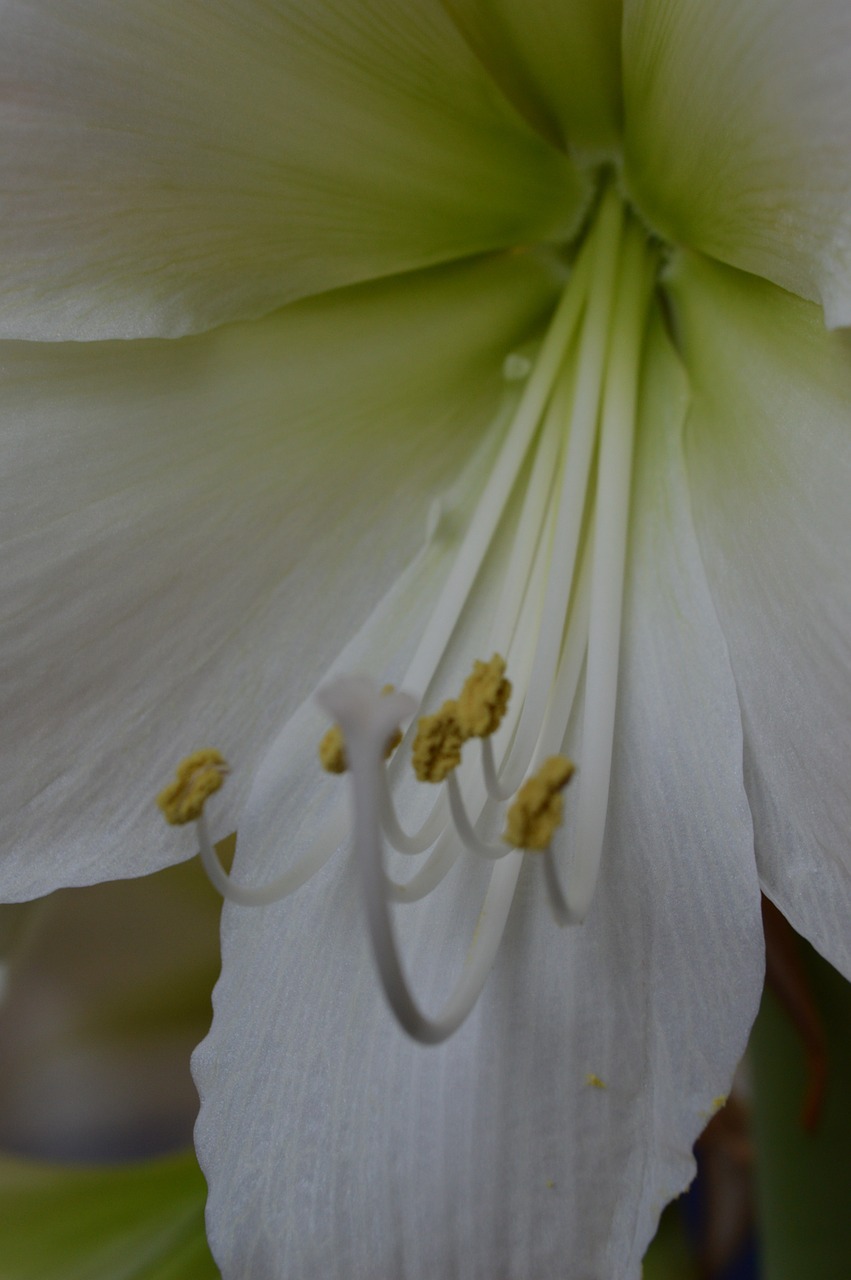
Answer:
top-left (445, 772), bottom-right (513, 861)
top-left (194, 191), bottom-right (656, 1043)
top-left (196, 804), bottom-right (349, 906)
top-left (493, 190), bottom-right (624, 799)
top-left (401, 223), bottom-right (596, 699)
top-left (544, 220), bottom-right (654, 924)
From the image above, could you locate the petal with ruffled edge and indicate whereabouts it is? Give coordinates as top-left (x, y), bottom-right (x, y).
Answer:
top-left (671, 250), bottom-right (851, 980)
top-left (441, 0), bottom-right (623, 153)
top-left (0, 0), bottom-right (584, 341)
top-left (192, 312), bottom-right (763, 1279)
top-left (624, 0), bottom-right (851, 326)
top-left (0, 250), bottom-right (561, 900)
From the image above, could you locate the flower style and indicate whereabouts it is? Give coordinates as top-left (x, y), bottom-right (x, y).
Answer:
top-left (2, 1), bottom-right (851, 1277)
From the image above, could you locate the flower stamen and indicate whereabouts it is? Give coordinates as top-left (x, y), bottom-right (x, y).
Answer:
top-left (157, 186), bottom-right (659, 1041)
top-left (548, 216), bottom-right (655, 924)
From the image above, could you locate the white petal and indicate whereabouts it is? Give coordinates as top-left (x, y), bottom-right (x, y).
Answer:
top-left (442, 0), bottom-right (623, 152)
top-left (672, 250), bottom-right (851, 979)
top-left (0, 0), bottom-right (585, 340)
top-left (624, 0), bottom-right (851, 325)
top-left (192, 313), bottom-right (763, 1279)
top-left (0, 251), bottom-right (561, 900)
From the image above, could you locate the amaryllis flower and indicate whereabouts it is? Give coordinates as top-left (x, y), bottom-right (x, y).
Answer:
top-left (2, 1), bottom-right (850, 1276)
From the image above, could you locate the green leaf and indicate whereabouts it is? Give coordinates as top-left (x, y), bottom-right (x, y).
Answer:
top-left (0, 1150), bottom-right (218, 1280)
top-left (751, 941), bottom-right (851, 1279)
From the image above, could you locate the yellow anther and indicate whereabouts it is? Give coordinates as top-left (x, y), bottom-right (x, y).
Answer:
top-left (503, 755), bottom-right (575, 850)
top-left (411, 699), bottom-right (465, 783)
top-left (380, 685), bottom-right (404, 759)
top-left (319, 724), bottom-right (348, 774)
top-left (319, 685), bottom-right (403, 776)
top-left (456, 654), bottom-right (511, 739)
top-left (157, 749), bottom-right (229, 826)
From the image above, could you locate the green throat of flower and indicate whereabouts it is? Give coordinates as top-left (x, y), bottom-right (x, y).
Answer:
top-left (159, 186), bottom-right (659, 1045)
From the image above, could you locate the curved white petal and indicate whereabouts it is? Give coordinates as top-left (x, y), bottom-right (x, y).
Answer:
top-left (442, 0), bottom-right (623, 153)
top-left (0, 251), bottom-right (561, 900)
top-left (624, 0), bottom-right (851, 326)
top-left (672, 250), bottom-right (851, 979)
top-left (0, 0), bottom-right (584, 341)
top-left (192, 314), bottom-right (763, 1279)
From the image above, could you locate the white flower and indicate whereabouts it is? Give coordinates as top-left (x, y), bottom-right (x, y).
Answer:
top-left (1, 2), bottom-right (850, 1277)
